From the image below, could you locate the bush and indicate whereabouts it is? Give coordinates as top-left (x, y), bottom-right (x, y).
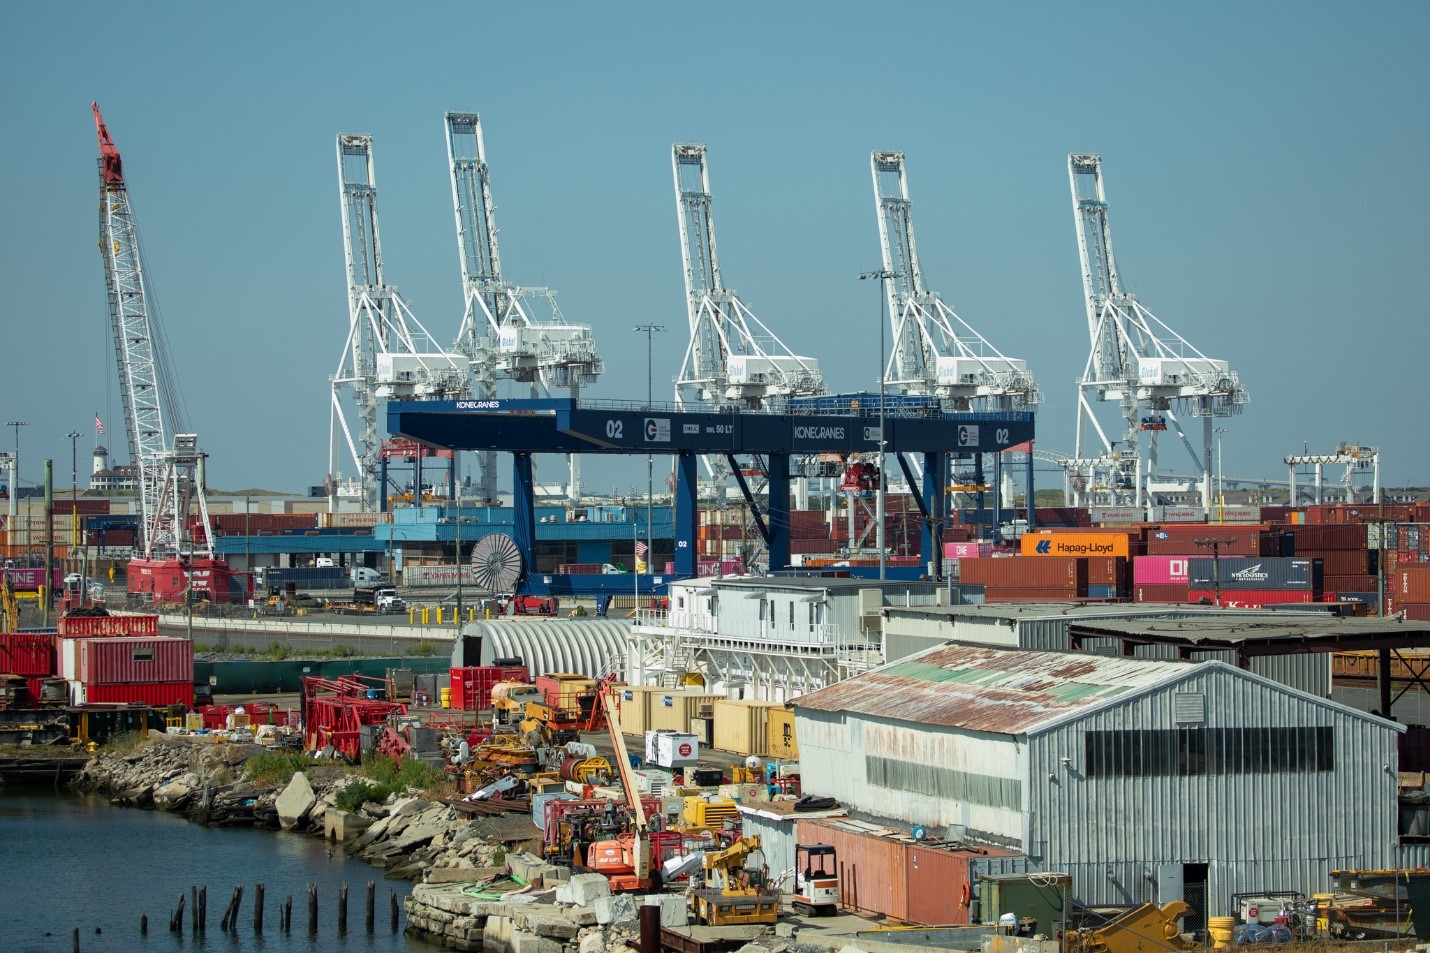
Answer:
top-left (412, 639), bottom-right (438, 657)
top-left (334, 780), bottom-right (381, 813)
top-left (245, 751), bottom-right (312, 785)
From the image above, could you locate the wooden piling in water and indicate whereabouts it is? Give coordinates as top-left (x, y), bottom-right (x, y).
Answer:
top-left (337, 882), bottom-right (348, 934)
top-left (140, 915), bottom-right (147, 936)
top-left (283, 895), bottom-right (293, 933)
top-left (254, 883), bottom-right (264, 933)
top-left (170, 892), bottom-right (185, 934)
top-left (199, 885), bottom-right (207, 933)
top-left (72, 926), bottom-right (79, 953)
top-left (308, 883), bottom-right (318, 934)
top-left (190, 886), bottom-right (197, 932)
top-left (390, 890), bottom-right (399, 932)
top-left (365, 881), bottom-right (375, 933)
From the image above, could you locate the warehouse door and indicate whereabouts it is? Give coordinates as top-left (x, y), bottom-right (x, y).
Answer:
top-left (1181, 863), bottom-right (1208, 935)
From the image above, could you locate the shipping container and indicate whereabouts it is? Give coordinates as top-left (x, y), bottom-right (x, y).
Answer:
top-left (402, 564), bottom-right (479, 587)
top-left (1133, 584), bottom-right (1191, 604)
top-left (58, 638), bottom-right (79, 680)
top-left (1283, 524), bottom-right (1368, 551)
top-left (796, 818), bottom-right (908, 921)
top-left (616, 686), bottom-right (656, 736)
top-left (78, 637), bottom-right (193, 685)
top-left (449, 664), bottom-right (529, 710)
top-left (766, 706), bottom-right (798, 761)
top-left (1084, 557), bottom-right (1129, 587)
top-left (535, 673), bottom-right (596, 710)
top-left (1133, 555), bottom-right (1191, 586)
top-left (1188, 557), bottom-right (1322, 591)
top-left (712, 699), bottom-right (779, 756)
top-left (1143, 525), bottom-right (1275, 557)
top-left (0, 633), bottom-right (54, 676)
top-left (984, 588), bottom-right (1090, 603)
top-left (1298, 549), bottom-right (1375, 576)
top-left (959, 557), bottom-right (1086, 590)
top-left (1187, 589), bottom-right (1315, 609)
top-left (1397, 568), bottom-right (1430, 604)
top-left (944, 542), bottom-right (992, 559)
top-left (1085, 584), bottom-right (1124, 600)
top-left (57, 613), bottom-right (160, 638)
top-left (80, 680), bottom-right (194, 707)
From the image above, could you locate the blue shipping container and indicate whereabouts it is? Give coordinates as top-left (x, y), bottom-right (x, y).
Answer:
top-left (1188, 557), bottom-right (1322, 591)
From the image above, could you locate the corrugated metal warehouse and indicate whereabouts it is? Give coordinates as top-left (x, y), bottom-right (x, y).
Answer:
top-left (793, 643), bottom-right (1400, 926)
top-left (880, 603), bottom-right (1332, 697)
top-left (453, 619), bottom-right (631, 678)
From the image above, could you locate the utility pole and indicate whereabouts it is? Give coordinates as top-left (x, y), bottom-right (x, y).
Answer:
top-left (634, 325), bottom-right (666, 575)
top-left (7, 421), bottom-right (28, 560)
top-left (1194, 537), bottom-right (1237, 607)
top-left (859, 271), bottom-right (895, 581)
top-left (67, 431), bottom-right (81, 575)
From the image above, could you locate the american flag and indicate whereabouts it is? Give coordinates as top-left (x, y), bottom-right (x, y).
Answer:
top-left (634, 540), bottom-right (648, 557)
top-left (95, 414), bottom-right (104, 436)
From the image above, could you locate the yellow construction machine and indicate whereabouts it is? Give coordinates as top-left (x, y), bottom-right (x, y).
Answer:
top-left (688, 835), bottom-right (781, 926)
top-left (1063, 901), bottom-right (1195, 953)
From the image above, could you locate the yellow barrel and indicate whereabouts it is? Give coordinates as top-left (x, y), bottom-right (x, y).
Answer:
top-left (1208, 916), bottom-right (1236, 949)
top-left (439, 687), bottom-right (452, 709)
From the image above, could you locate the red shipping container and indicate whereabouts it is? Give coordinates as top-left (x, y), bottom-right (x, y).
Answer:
top-left (1299, 550), bottom-right (1372, 576)
top-left (984, 588), bottom-right (1088, 603)
top-left (1284, 525), bottom-right (1367, 551)
top-left (959, 556), bottom-right (1085, 590)
top-left (1324, 574), bottom-right (1378, 593)
top-left (0, 633), bottom-right (54, 676)
top-left (83, 680), bottom-right (194, 707)
top-left (450, 665), bottom-right (530, 711)
top-left (1397, 567), bottom-right (1430, 603)
top-left (1133, 584), bottom-right (1191, 603)
top-left (1086, 557), bottom-right (1129, 586)
top-left (78, 637), bottom-right (192, 685)
top-left (1187, 589), bottom-right (1314, 609)
top-left (57, 614), bottom-right (160, 638)
top-left (1144, 526), bottom-right (1273, 557)
top-left (1401, 604), bottom-right (1430, 622)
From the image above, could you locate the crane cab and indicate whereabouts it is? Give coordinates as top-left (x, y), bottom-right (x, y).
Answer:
top-left (792, 843), bottom-right (839, 916)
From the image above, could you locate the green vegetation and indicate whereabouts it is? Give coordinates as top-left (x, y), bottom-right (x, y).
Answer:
top-left (334, 755), bottom-right (446, 812)
top-left (244, 750), bottom-right (314, 785)
top-left (412, 639), bottom-right (439, 657)
top-left (104, 731), bottom-right (159, 756)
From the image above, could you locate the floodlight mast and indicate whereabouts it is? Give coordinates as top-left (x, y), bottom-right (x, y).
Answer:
top-left (331, 133), bottom-right (470, 512)
top-left (445, 112), bottom-right (604, 503)
top-left (871, 151), bottom-right (1040, 411)
top-left (672, 143), bottom-right (824, 412)
top-left (1067, 153), bottom-right (1247, 511)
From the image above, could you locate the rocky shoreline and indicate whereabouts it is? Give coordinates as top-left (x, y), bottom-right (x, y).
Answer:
top-left (68, 735), bottom-right (822, 953)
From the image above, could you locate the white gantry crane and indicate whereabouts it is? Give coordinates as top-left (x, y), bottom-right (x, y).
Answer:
top-left (331, 133), bottom-right (469, 512)
top-left (673, 143), bottom-right (824, 411)
top-left (1285, 444), bottom-right (1381, 505)
top-left (871, 151), bottom-right (1039, 410)
top-left (93, 103), bottom-right (215, 565)
top-left (445, 112), bottom-right (603, 502)
top-left (1068, 153), bottom-right (1248, 511)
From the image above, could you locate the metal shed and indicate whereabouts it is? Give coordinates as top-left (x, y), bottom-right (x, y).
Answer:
top-left (794, 642), bottom-right (1401, 922)
top-left (454, 619), bottom-right (632, 678)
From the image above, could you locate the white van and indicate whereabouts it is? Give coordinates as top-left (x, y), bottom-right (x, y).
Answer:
top-left (352, 566), bottom-right (382, 586)
top-left (315, 557), bottom-right (336, 568)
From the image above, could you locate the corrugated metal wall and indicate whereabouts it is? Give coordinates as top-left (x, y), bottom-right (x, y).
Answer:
top-left (1027, 664), bottom-right (1399, 916)
top-left (794, 708), bottom-right (1026, 846)
top-left (459, 619), bottom-right (632, 678)
top-left (739, 810), bottom-right (800, 883)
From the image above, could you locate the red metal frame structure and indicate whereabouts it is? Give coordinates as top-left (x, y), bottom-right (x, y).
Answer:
top-left (301, 674), bottom-right (405, 761)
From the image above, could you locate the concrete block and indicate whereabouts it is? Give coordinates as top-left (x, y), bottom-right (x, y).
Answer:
top-left (326, 809), bottom-right (373, 842)
top-left (513, 932), bottom-right (564, 953)
top-left (485, 916), bottom-right (515, 953)
top-left (556, 874), bottom-right (612, 907)
top-left (595, 894), bottom-right (638, 926)
top-left (774, 922), bottom-right (795, 938)
top-left (653, 894), bottom-right (688, 927)
top-left (580, 933), bottom-right (606, 953)
top-left (276, 771), bottom-right (317, 830)
top-left (568, 906), bottom-right (599, 927)
top-left (527, 914), bottom-right (580, 939)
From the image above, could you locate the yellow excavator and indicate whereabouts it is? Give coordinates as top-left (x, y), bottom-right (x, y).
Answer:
top-left (1064, 901), bottom-right (1195, 953)
top-left (688, 835), bottom-right (781, 926)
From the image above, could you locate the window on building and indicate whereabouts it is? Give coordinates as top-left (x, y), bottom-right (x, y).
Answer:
top-left (1084, 726), bottom-right (1334, 778)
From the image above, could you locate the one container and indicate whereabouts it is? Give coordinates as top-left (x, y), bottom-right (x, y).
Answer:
top-left (1133, 584), bottom-right (1190, 604)
top-left (1188, 589), bottom-right (1315, 609)
top-left (536, 673), bottom-right (596, 710)
top-left (712, 699), bottom-right (779, 756)
top-left (766, 706), bottom-right (798, 761)
top-left (57, 613), bottom-right (160, 638)
top-left (0, 634), bottom-right (54, 677)
top-left (615, 686), bottom-right (656, 736)
top-left (1133, 555), bottom-right (1192, 586)
top-left (82, 680), bottom-right (194, 707)
top-left (959, 557), bottom-right (1086, 591)
top-left (1188, 557), bottom-right (1322, 592)
top-left (649, 691), bottom-right (690, 733)
top-left (688, 715), bottom-right (712, 746)
top-left (77, 636), bottom-right (192, 685)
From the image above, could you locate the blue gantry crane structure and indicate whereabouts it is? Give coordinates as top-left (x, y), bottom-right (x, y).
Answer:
top-left (389, 396), bottom-right (1034, 597)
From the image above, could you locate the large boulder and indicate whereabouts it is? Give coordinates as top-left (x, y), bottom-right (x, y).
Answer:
top-left (595, 894), bottom-right (637, 926)
top-left (276, 771), bottom-right (317, 830)
top-left (556, 873), bottom-right (611, 907)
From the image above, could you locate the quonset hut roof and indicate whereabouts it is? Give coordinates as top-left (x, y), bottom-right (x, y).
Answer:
top-left (458, 619), bottom-right (630, 678)
top-left (792, 643), bottom-right (1191, 736)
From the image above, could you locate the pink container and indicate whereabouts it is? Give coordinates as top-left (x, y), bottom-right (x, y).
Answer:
top-left (944, 542), bottom-right (991, 559)
top-left (1133, 556), bottom-right (1191, 586)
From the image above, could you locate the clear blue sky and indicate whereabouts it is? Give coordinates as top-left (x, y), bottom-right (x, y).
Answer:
top-left (3, 2), bottom-right (1426, 498)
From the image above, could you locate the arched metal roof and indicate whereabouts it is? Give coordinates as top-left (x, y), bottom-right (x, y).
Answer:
top-left (455, 619), bottom-right (632, 678)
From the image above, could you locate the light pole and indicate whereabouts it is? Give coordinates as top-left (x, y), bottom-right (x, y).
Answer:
top-left (859, 271), bottom-right (894, 581)
top-left (1214, 427), bottom-right (1227, 522)
top-left (67, 431), bottom-right (80, 575)
top-left (1194, 537), bottom-right (1236, 607)
top-left (634, 324), bottom-right (666, 575)
top-left (6, 422), bottom-right (29, 560)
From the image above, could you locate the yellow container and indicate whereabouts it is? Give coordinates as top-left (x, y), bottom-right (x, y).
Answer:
top-left (1208, 916), bottom-right (1236, 949)
top-left (712, 699), bottom-right (780, 756)
top-left (439, 687), bottom-right (452, 709)
top-left (766, 706), bottom-right (798, 760)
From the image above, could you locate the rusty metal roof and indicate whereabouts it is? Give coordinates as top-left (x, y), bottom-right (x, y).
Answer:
top-left (793, 643), bottom-right (1192, 735)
